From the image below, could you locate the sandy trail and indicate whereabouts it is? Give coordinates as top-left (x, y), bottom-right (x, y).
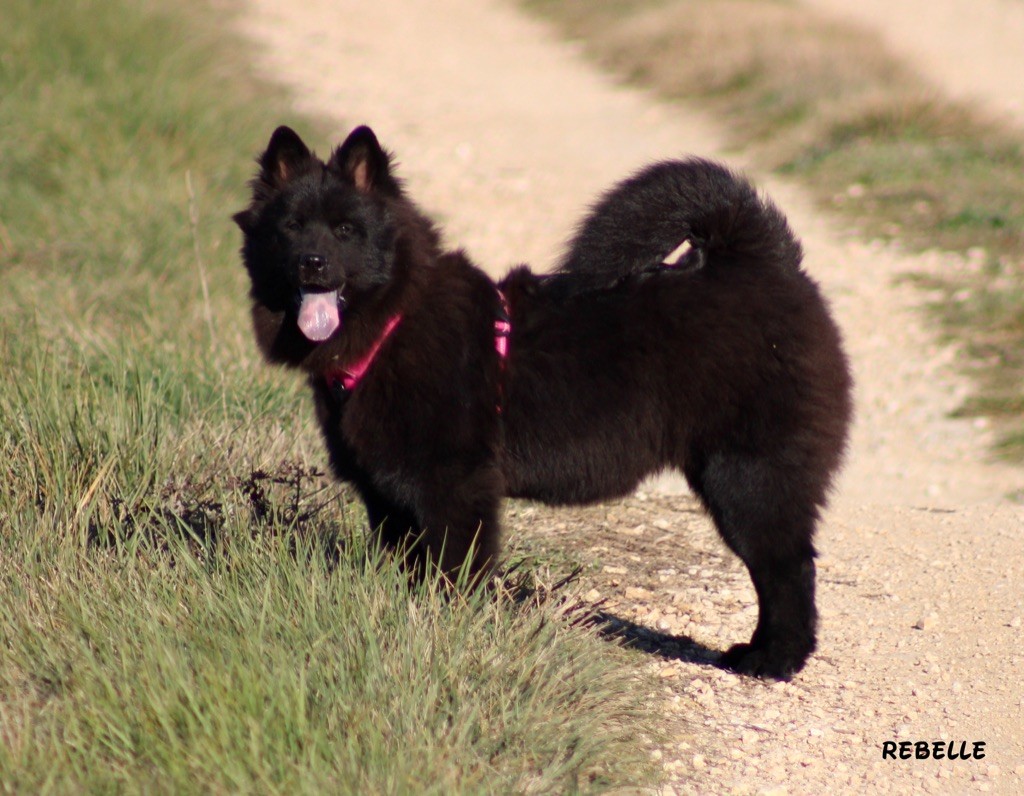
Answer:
top-left (237, 1), bottom-right (1024, 792)
top-left (802, 0), bottom-right (1024, 129)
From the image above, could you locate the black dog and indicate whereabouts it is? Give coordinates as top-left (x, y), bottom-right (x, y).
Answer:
top-left (234, 125), bottom-right (852, 679)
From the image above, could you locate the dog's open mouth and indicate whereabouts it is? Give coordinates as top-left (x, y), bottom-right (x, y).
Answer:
top-left (297, 289), bottom-right (342, 342)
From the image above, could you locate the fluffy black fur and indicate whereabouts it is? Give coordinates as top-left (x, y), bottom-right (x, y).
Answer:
top-left (234, 125), bottom-right (852, 679)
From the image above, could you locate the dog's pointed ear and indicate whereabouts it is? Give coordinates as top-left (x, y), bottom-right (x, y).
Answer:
top-left (232, 207), bottom-right (254, 232)
top-left (329, 126), bottom-right (393, 193)
top-left (259, 125), bottom-right (313, 186)
top-left (234, 127), bottom-right (313, 232)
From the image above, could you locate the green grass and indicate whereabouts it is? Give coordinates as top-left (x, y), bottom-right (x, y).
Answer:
top-left (1, 525), bottom-right (654, 793)
top-left (523, 0), bottom-right (1024, 461)
top-left (0, 0), bottom-right (660, 790)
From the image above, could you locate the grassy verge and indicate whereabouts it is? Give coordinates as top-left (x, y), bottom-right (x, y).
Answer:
top-left (522, 0), bottom-right (1024, 460)
top-left (1, 516), bottom-right (653, 793)
top-left (0, 0), bottom-right (659, 790)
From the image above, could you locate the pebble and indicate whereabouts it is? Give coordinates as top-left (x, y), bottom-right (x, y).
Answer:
top-left (913, 612), bottom-right (939, 630)
top-left (625, 586), bottom-right (655, 600)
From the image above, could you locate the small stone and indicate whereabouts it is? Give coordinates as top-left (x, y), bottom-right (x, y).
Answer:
top-left (625, 586), bottom-right (655, 600)
top-left (692, 754), bottom-right (706, 770)
top-left (913, 613), bottom-right (938, 630)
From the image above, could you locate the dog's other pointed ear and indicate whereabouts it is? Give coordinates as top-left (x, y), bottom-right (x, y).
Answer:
top-left (259, 126), bottom-right (313, 186)
top-left (329, 125), bottom-right (394, 194)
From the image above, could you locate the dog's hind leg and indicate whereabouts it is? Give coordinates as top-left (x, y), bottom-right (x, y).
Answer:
top-left (686, 452), bottom-right (820, 680)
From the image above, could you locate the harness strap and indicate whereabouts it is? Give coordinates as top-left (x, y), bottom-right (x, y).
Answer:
top-left (323, 290), bottom-right (511, 397)
top-left (494, 290), bottom-right (511, 414)
top-left (325, 314), bottom-right (402, 393)
top-left (494, 290), bottom-right (511, 359)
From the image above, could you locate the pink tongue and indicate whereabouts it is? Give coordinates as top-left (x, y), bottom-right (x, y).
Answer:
top-left (297, 291), bottom-right (340, 342)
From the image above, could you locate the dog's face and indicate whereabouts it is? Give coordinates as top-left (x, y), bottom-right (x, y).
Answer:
top-left (234, 125), bottom-right (401, 362)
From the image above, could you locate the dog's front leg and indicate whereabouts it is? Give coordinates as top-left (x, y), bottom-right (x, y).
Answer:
top-left (360, 482), bottom-right (421, 551)
top-left (413, 463), bottom-right (504, 586)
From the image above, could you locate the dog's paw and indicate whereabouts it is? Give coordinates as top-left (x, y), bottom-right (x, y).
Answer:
top-left (719, 642), bottom-right (808, 681)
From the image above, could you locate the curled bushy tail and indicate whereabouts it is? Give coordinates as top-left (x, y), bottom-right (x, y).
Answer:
top-left (556, 158), bottom-right (804, 292)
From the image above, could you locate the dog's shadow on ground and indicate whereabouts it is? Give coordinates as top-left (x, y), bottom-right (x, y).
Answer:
top-left (507, 566), bottom-right (726, 673)
top-left (587, 609), bottom-right (726, 671)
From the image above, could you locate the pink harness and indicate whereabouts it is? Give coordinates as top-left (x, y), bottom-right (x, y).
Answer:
top-left (494, 290), bottom-right (511, 358)
top-left (328, 314), bottom-right (403, 392)
top-left (325, 291), bottom-right (511, 395)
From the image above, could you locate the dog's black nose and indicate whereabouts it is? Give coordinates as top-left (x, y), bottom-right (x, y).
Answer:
top-left (300, 253), bottom-right (326, 271)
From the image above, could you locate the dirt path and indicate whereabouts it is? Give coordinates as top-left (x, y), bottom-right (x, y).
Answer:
top-left (237, 1), bottom-right (1024, 792)
top-left (802, 0), bottom-right (1024, 130)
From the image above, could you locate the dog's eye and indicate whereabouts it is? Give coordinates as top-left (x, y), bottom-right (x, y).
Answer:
top-left (334, 222), bottom-right (357, 239)
top-left (284, 219), bottom-right (303, 233)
